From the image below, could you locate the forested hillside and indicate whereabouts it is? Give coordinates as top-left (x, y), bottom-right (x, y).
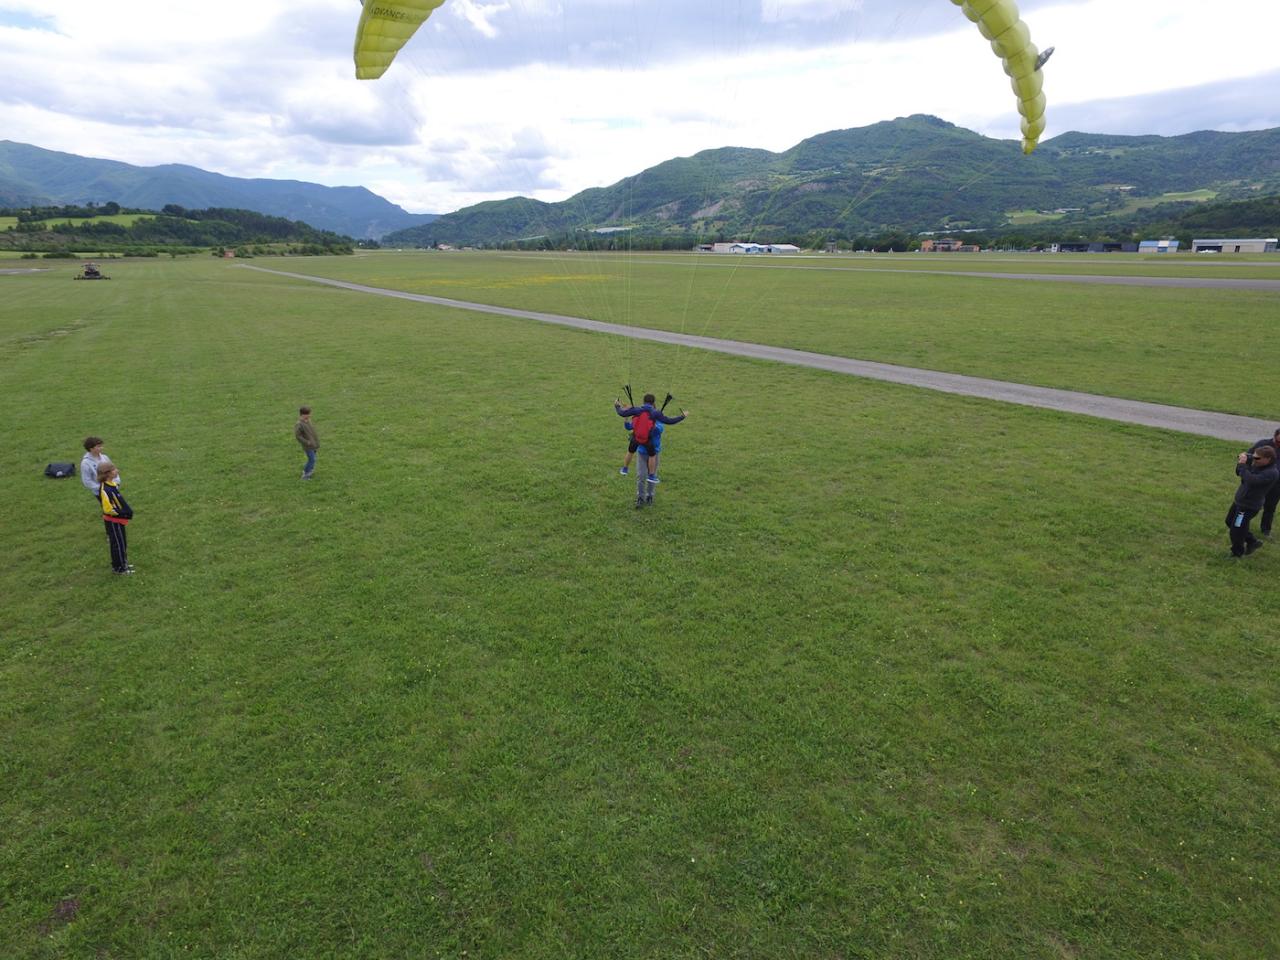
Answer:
top-left (0, 141), bottom-right (436, 239)
top-left (384, 116), bottom-right (1280, 247)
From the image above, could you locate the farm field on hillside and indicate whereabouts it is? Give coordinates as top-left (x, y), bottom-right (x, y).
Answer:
top-left (26, 213), bottom-right (153, 229)
top-left (1113, 189), bottom-right (1219, 215)
top-left (286, 251), bottom-right (1280, 417)
top-left (2, 258), bottom-right (1277, 959)
top-left (1004, 208), bottom-right (1065, 224)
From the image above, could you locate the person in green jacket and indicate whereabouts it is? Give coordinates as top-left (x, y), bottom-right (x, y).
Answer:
top-left (295, 405), bottom-right (320, 480)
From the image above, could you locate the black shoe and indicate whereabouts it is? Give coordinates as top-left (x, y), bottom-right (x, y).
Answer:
top-left (635, 500), bottom-right (644, 509)
top-left (1262, 530), bottom-right (1273, 539)
top-left (1245, 540), bottom-right (1264, 555)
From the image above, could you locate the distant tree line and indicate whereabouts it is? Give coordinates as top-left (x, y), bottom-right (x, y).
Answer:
top-left (2, 200), bottom-right (136, 222)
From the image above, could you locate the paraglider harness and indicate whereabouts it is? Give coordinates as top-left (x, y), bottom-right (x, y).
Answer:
top-left (623, 385), bottom-right (673, 453)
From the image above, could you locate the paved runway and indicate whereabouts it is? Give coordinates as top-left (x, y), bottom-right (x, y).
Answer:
top-left (240, 264), bottom-right (1276, 443)
top-left (535, 256), bottom-right (1280, 291)
top-left (879, 268), bottom-right (1280, 291)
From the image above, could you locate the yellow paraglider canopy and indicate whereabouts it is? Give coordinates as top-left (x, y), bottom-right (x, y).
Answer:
top-left (353, 0), bottom-right (447, 80)
top-left (949, 0), bottom-right (1048, 153)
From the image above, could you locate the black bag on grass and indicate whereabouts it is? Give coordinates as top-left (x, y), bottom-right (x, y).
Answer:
top-left (45, 462), bottom-right (77, 479)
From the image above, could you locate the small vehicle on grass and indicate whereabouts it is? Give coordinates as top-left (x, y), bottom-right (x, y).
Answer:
top-left (75, 262), bottom-right (110, 280)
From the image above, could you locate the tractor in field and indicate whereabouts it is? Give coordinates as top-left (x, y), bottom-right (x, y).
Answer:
top-left (74, 262), bottom-right (110, 280)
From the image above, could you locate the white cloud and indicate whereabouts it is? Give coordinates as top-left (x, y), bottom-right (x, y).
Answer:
top-left (449, 0), bottom-right (512, 39)
top-left (762, 0), bottom-right (861, 24)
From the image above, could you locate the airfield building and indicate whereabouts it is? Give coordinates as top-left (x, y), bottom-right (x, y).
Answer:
top-left (1191, 238), bottom-right (1278, 253)
top-left (707, 242), bottom-right (801, 254)
top-left (921, 238), bottom-right (980, 252)
top-left (1056, 241), bottom-right (1139, 253)
top-left (1138, 239), bottom-right (1180, 254)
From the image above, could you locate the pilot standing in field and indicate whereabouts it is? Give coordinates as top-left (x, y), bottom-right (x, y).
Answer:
top-left (614, 394), bottom-right (688, 507)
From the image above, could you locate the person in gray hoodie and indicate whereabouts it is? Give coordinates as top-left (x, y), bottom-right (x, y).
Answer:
top-left (80, 436), bottom-right (114, 497)
top-left (1227, 444), bottom-right (1278, 557)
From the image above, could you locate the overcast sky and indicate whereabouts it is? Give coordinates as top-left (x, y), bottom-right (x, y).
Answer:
top-left (1, 0), bottom-right (1277, 214)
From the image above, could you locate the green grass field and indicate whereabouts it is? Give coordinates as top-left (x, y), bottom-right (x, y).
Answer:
top-left (290, 250), bottom-right (1280, 417)
top-left (1004, 209), bottom-right (1065, 225)
top-left (26, 213), bottom-right (153, 230)
top-left (0, 215), bottom-right (19, 231)
top-left (1112, 189), bottom-right (1218, 216)
top-left (1006, 189), bottom-right (1216, 227)
top-left (3, 258), bottom-right (1278, 959)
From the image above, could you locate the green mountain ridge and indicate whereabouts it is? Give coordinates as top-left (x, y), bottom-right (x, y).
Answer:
top-left (0, 141), bottom-right (437, 240)
top-left (385, 115), bottom-right (1280, 246)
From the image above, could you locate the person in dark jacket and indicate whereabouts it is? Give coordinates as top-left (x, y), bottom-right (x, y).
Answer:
top-left (1227, 444), bottom-right (1278, 557)
top-left (98, 463), bottom-right (135, 575)
top-left (1247, 428), bottom-right (1280, 536)
top-left (295, 405), bottom-right (320, 480)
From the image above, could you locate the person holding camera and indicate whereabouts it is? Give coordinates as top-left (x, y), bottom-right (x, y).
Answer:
top-left (1226, 444), bottom-right (1278, 558)
top-left (1247, 428), bottom-right (1280, 537)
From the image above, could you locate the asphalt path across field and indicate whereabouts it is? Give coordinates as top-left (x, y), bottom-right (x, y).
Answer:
top-left (936, 271), bottom-right (1280, 289)
top-left (0, 268), bottom-right (45, 275)
top-left (240, 264), bottom-right (1275, 442)
top-left (496, 255), bottom-right (1280, 291)
top-left (844, 268), bottom-right (1280, 291)
top-left (787, 254), bottom-right (1280, 269)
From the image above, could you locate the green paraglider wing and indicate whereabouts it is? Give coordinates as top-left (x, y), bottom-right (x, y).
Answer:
top-left (354, 0), bottom-right (448, 79)
top-left (950, 0), bottom-right (1048, 154)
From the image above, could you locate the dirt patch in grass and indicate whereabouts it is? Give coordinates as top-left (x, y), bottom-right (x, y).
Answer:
top-left (38, 896), bottom-right (81, 935)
